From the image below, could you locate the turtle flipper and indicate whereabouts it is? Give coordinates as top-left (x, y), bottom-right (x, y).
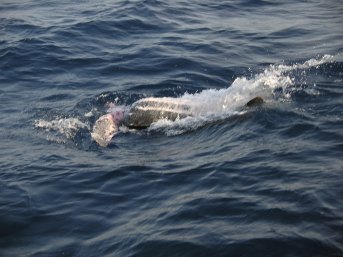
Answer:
top-left (91, 114), bottom-right (118, 147)
top-left (245, 96), bottom-right (264, 107)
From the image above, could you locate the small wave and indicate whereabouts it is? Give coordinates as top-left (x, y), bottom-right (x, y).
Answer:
top-left (271, 54), bottom-right (335, 73)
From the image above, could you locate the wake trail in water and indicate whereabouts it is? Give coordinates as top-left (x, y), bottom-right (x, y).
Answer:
top-left (149, 54), bottom-right (336, 134)
top-left (34, 55), bottom-right (336, 141)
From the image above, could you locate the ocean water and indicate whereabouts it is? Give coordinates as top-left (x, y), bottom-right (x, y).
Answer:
top-left (1, 0), bottom-right (343, 256)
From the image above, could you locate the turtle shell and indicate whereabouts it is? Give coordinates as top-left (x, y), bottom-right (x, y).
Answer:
top-left (123, 97), bottom-right (192, 129)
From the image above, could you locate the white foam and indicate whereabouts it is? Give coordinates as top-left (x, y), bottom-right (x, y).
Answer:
top-left (34, 118), bottom-right (89, 139)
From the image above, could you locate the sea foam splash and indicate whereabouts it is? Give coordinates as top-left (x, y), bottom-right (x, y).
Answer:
top-left (181, 54), bottom-right (334, 114)
top-left (34, 118), bottom-right (90, 141)
top-left (149, 54), bottom-right (335, 135)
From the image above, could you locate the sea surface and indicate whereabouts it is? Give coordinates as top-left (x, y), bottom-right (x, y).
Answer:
top-left (1, 0), bottom-right (343, 256)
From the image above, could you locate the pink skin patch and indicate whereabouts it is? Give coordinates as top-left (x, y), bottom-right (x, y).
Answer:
top-left (106, 103), bottom-right (126, 125)
top-left (110, 110), bottom-right (124, 125)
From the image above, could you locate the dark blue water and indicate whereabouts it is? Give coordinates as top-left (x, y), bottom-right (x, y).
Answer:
top-left (1, 0), bottom-right (343, 256)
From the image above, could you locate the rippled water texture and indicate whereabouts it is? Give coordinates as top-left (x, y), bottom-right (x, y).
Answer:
top-left (1, 0), bottom-right (343, 256)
